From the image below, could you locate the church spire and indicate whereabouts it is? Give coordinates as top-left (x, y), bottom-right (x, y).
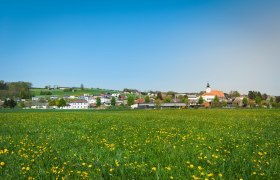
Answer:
top-left (206, 82), bottom-right (211, 93)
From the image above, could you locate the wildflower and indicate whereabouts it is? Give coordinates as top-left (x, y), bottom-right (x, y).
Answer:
top-left (115, 160), bottom-right (120, 167)
top-left (82, 162), bottom-right (86, 166)
top-left (252, 172), bottom-right (256, 175)
top-left (0, 162), bottom-right (5, 166)
top-left (198, 166), bottom-right (203, 171)
top-left (218, 173), bottom-right (223, 177)
top-left (88, 164), bottom-right (92, 168)
top-left (207, 173), bottom-right (214, 177)
top-left (109, 168), bottom-right (113, 172)
top-left (165, 166), bottom-right (171, 171)
top-left (26, 167), bottom-right (30, 171)
top-left (189, 164), bottom-right (194, 169)
top-left (170, 176), bottom-right (174, 179)
top-left (192, 175), bottom-right (199, 180)
top-left (152, 167), bottom-right (157, 171)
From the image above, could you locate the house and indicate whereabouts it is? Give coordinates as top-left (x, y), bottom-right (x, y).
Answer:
top-left (32, 97), bottom-right (39, 101)
top-left (135, 98), bottom-right (145, 104)
top-left (50, 95), bottom-right (59, 100)
top-left (68, 100), bottom-right (89, 109)
top-left (188, 95), bottom-right (198, 105)
top-left (232, 97), bottom-right (246, 107)
top-left (31, 102), bottom-right (48, 109)
top-left (202, 83), bottom-right (225, 102)
top-left (111, 93), bottom-right (120, 98)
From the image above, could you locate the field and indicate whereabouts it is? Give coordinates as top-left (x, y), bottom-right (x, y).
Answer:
top-left (30, 88), bottom-right (119, 97)
top-left (0, 109), bottom-right (280, 179)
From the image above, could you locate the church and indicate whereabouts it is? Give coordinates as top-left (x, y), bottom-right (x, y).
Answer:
top-left (202, 83), bottom-right (225, 102)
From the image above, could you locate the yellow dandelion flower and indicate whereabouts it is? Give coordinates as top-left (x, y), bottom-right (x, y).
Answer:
top-left (0, 162), bottom-right (5, 166)
top-left (218, 173), bottom-right (223, 177)
top-left (198, 166), bottom-right (203, 171)
top-left (82, 162), bottom-right (86, 166)
top-left (207, 173), bottom-right (214, 177)
top-left (189, 164), bottom-right (194, 169)
top-left (170, 176), bottom-right (174, 179)
top-left (26, 167), bottom-right (30, 171)
top-left (109, 168), bottom-right (113, 172)
top-left (88, 164), bottom-right (92, 168)
top-left (152, 167), bottom-right (157, 171)
top-left (165, 166), bottom-right (171, 171)
top-left (192, 175), bottom-right (199, 180)
top-left (252, 172), bottom-right (256, 175)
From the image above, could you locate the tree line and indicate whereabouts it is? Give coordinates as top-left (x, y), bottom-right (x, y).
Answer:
top-left (0, 80), bottom-right (32, 99)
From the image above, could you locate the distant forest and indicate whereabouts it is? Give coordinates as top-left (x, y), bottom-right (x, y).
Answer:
top-left (0, 80), bottom-right (32, 99)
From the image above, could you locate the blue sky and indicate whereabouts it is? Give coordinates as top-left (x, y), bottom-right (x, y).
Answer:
top-left (1, 0), bottom-right (279, 95)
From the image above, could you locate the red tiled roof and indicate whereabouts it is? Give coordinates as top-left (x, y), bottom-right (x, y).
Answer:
top-left (203, 90), bottom-right (225, 97)
top-left (135, 98), bottom-right (145, 104)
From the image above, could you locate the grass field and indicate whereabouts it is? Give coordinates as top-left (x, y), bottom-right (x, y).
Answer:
top-left (30, 88), bottom-right (119, 97)
top-left (0, 109), bottom-right (280, 179)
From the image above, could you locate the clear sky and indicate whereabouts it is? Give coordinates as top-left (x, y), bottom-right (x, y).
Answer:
top-left (1, 0), bottom-right (279, 95)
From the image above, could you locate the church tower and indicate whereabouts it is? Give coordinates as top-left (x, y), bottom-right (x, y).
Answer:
top-left (206, 82), bottom-right (211, 93)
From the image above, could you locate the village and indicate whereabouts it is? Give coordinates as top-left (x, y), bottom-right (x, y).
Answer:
top-left (8, 83), bottom-right (275, 110)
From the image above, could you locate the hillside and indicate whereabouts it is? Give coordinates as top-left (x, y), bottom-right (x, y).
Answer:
top-left (31, 88), bottom-right (120, 97)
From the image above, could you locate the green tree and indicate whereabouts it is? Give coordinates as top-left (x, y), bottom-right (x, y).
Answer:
top-left (270, 97), bottom-right (274, 104)
top-left (229, 91), bottom-right (240, 98)
top-left (156, 92), bottom-right (163, 100)
top-left (3, 99), bottom-right (17, 108)
top-left (154, 99), bottom-right (162, 109)
top-left (127, 96), bottom-right (135, 106)
top-left (111, 97), bottom-right (116, 106)
top-left (96, 97), bottom-right (101, 107)
top-left (242, 97), bottom-right (248, 107)
top-left (48, 100), bottom-right (57, 106)
top-left (81, 84), bottom-right (84, 90)
top-left (57, 98), bottom-right (66, 107)
top-left (167, 91), bottom-right (176, 98)
top-left (262, 93), bottom-right (268, 100)
top-left (255, 96), bottom-right (262, 105)
top-left (222, 100), bottom-right (227, 107)
top-left (164, 96), bottom-right (171, 103)
top-left (145, 96), bottom-right (150, 103)
top-left (198, 96), bottom-right (204, 105)
top-left (182, 97), bottom-right (189, 106)
top-left (212, 95), bottom-right (220, 107)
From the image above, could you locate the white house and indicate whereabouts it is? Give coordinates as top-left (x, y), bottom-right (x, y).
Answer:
top-left (202, 83), bottom-right (225, 102)
top-left (188, 95), bottom-right (198, 105)
top-left (111, 93), bottom-right (120, 98)
top-left (87, 97), bottom-right (96, 104)
top-left (68, 100), bottom-right (89, 109)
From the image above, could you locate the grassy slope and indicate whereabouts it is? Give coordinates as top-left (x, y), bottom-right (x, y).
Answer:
top-left (31, 88), bottom-right (120, 97)
top-left (0, 109), bottom-right (279, 179)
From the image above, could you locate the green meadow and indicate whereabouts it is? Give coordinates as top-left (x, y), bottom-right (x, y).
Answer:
top-left (30, 88), bottom-right (119, 97)
top-left (0, 109), bottom-right (280, 179)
